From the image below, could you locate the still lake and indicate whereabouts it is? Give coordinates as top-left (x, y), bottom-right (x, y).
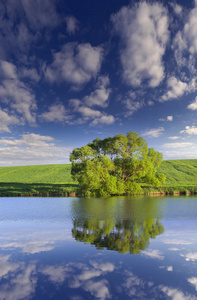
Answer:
top-left (0, 196), bottom-right (197, 299)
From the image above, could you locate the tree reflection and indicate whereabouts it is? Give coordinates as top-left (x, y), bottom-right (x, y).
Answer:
top-left (72, 197), bottom-right (164, 254)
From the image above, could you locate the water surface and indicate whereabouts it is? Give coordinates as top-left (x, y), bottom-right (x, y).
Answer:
top-left (0, 196), bottom-right (197, 299)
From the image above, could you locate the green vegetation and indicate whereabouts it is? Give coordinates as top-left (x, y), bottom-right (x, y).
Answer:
top-left (155, 159), bottom-right (197, 195)
top-left (70, 132), bottom-right (165, 197)
top-left (0, 164), bottom-right (77, 196)
top-left (72, 197), bottom-right (164, 254)
top-left (0, 158), bottom-right (197, 197)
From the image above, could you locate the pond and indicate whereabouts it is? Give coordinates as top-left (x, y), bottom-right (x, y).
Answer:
top-left (0, 196), bottom-right (197, 299)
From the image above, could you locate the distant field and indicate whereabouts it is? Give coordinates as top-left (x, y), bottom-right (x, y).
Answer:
top-left (0, 164), bottom-right (77, 196)
top-left (157, 159), bottom-right (197, 186)
top-left (0, 159), bottom-right (197, 196)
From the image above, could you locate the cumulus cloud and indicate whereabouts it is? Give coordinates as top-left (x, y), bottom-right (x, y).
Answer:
top-left (187, 96), bottom-right (197, 110)
top-left (188, 277), bottom-right (197, 291)
top-left (0, 133), bottom-right (72, 166)
top-left (162, 142), bottom-right (193, 149)
top-left (41, 260), bottom-right (114, 299)
top-left (159, 285), bottom-right (196, 300)
top-left (180, 126), bottom-right (197, 135)
top-left (83, 280), bottom-right (111, 299)
top-left (68, 76), bottom-right (114, 126)
top-left (0, 60), bottom-right (37, 124)
top-left (45, 42), bottom-right (103, 87)
top-left (173, 1), bottom-right (197, 69)
top-left (111, 1), bottom-right (169, 87)
top-left (40, 265), bottom-right (71, 283)
top-left (19, 67), bottom-right (40, 82)
top-left (0, 108), bottom-right (20, 133)
top-left (141, 249), bottom-right (164, 260)
top-left (167, 116), bottom-right (173, 121)
top-left (84, 76), bottom-right (111, 108)
top-left (65, 16), bottom-right (79, 35)
top-left (180, 252), bottom-right (197, 261)
top-left (161, 77), bottom-right (188, 101)
top-left (143, 127), bottom-right (164, 138)
top-left (39, 104), bottom-right (71, 123)
top-left (124, 99), bottom-right (143, 116)
top-left (90, 115), bottom-right (115, 126)
top-left (170, 3), bottom-right (183, 15)
top-left (21, 0), bottom-right (60, 30)
top-left (159, 116), bottom-right (173, 122)
top-left (0, 262), bottom-right (37, 300)
top-left (77, 107), bottom-right (102, 118)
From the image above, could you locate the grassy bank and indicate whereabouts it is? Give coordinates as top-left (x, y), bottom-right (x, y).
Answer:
top-left (0, 159), bottom-right (197, 196)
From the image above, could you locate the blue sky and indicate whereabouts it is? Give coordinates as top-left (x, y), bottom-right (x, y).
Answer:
top-left (1, 0), bottom-right (197, 165)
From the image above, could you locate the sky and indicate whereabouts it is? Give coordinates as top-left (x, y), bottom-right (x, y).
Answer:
top-left (1, 0), bottom-right (197, 166)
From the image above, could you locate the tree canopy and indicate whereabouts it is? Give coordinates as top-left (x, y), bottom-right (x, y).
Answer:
top-left (70, 132), bottom-right (165, 197)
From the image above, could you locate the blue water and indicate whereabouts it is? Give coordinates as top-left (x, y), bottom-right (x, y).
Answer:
top-left (0, 196), bottom-right (197, 299)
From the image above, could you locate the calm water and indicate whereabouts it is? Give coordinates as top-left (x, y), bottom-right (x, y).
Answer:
top-left (0, 196), bottom-right (197, 299)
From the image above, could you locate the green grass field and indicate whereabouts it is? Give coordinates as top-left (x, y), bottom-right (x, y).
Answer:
top-left (0, 164), bottom-right (77, 196)
top-left (0, 159), bottom-right (197, 196)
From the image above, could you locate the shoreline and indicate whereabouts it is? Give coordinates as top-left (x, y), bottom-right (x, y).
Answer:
top-left (0, 189), bottom-right (196, 197)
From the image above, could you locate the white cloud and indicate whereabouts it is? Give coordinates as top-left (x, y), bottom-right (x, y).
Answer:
top-left (78, 270), bottom-right (102, 281)
top-left (1, 60), bottom-right (17, 79)
top-left (162, 239), bottom-right (193, 245)
top-left (90, 261), bottom-right (115, 273)
top-left (90, 115), bottom-right (115, 126)
top-left (0, 255), bottom-right (20, 280)
top-left (168, 247), bottom-right (181, 251)
top-left (187, 96), bottom-right (197, 110)
top-left (162, 142), bottom-right (193, 149)
top-left (161, 77), bottom-right (188, 101)
top-left (0, 60), bottom-right (37, 123)
top-left (143, 127), bottom-right (164, 138)
top-left (167, 115), bottom-right (173, 121)
top-left (124, 99), bottom-right (143, 116)
top-left (83, 280), bottom-right (111, 300)
top-left (0, 108), bottom-right (20, 132)
top-left (180, 126), bottom-right (197, 135)
top-left (167, 266), bottom-right (173, 272)
top-left (170, 3), bottom-right (183, 15)
top-left (188, 277), bottom-right (197, 291)
top-left (159, 285), bottom-right (196, 300)
top-left (141, 249), bottom-right (164, 260)
top-left (180, 252), bottom-right (197, 261)
top-left (78, 107), bottom-right (102, 118)
top-left (39, 104), bottom-right (71, 123)
top-left (84, 76), bottom-right (111, 108)
top-left (19, 67), bottom-right (40, 82)
top-left (45, 42), bottom-right (103, 87)
top-left (159, 116), bottom-right (173, 122)
top-left (173, 1), bottom-right (197, 66)
top-left (40, 265), bottom-right (71, 283)
top-left (111, 2), bottom-right (169, 87)
top-left (0, 133), bottom-right (54, 147)
top-left (2, 240), bottom-right (54, 254)
top-left (65, 16), bottom-right (79, 35)
top-left (163, 150), bottom-right (197, 160)
top-left (21, 0), bottom-right (60, 30)
top-left (0, 133), bottom-right (73, 166)
top-left (168, 136), bottom-right (180, 140)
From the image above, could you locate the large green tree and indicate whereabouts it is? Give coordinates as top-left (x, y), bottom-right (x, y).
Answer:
top-left (70, 132), bottom-right (165, 197)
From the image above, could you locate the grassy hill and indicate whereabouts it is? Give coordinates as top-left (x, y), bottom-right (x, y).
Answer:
top-left (157, 159), bottom-right (197, 187)
top-left (0, 159), bottom-right (197, 196)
